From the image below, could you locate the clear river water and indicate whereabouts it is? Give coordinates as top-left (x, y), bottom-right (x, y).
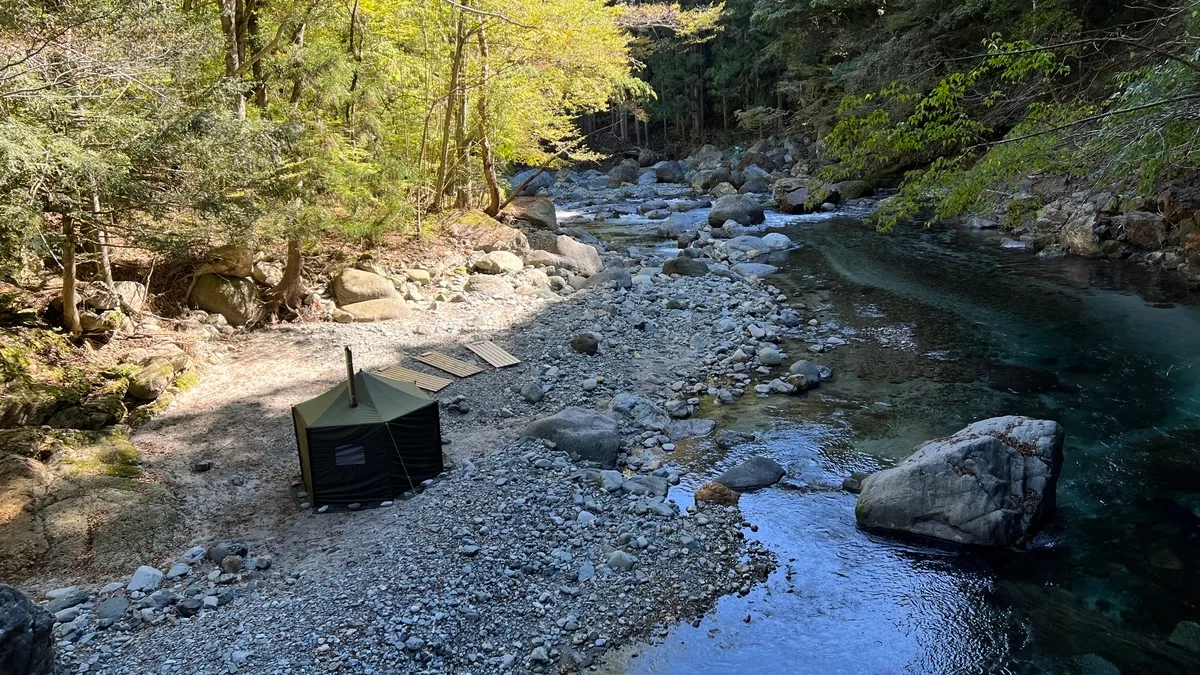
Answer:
top-left (582, 208), bottom-right (1200, 675)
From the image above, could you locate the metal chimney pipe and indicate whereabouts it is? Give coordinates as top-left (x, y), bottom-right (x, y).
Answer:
top-left (344, 346), bottom-right (358, 408)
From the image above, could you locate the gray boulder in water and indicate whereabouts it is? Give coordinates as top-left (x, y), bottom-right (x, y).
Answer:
top-left (715, 456), bottom-right (786, 490)
top-left (855, 416), bottom-right (1064, 547)
top-left (0, 584), bottom-right (55, 675)
top-left (523, 408), bottom-right (621, 467)
top-left (707, 194), bottom-right (765, 226)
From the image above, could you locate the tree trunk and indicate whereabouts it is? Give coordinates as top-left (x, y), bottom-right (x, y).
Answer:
top-left (453, 30), bottom-right (469, 210)
top-left (219, 0), bottom-right (246, 118)
top-left (476, 25), bottom-right (500, 217)
top-left (91, 190), bottom-right (113, 290)
top-left (347, 0), bottom-right (361, 125)
top-left (432, 13), bottom-right (466, 212)
top-left (61, 213), bottom-right (82, 338)
top-left (267, 236), bottom-right (304, 314)
top-left (289, 22), bottom-right (306, 106)
top-left (248, 0), bottom-right (267, 108)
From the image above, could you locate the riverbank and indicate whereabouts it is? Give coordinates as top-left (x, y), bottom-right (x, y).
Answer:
top-left (23, 164), bottom-right (839, 673)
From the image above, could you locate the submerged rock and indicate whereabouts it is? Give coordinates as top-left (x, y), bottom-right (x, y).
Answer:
top-left (855, 416), bottom-right (1064, 547)
top-left (715, 456), bottom-right (786, 490)
top-left (695, 481), bottom-right (740, 506)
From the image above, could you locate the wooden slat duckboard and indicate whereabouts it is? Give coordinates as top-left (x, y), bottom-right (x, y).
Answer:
top-left (414, 351), bottom-right (484, 378)
top-left (466, 340), bottom-right (521, 368)
top-left (375, 366), bottom-right (452, 392)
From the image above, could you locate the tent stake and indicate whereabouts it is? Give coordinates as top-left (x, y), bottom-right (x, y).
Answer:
top-left (345, 346), bottom-right (358, 408)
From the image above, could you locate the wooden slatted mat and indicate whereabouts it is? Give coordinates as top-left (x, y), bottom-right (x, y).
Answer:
top-left (414, 351), bottom-right (484, 378)
top-left (466, 340), bottom-right (521, 368)
top-left (376, 366), bottom-right (452, 392)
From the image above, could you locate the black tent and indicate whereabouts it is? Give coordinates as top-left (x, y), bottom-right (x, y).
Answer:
top-left (292, 357), bottom-right (443, 507)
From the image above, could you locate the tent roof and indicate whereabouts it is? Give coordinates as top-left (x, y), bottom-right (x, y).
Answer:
top-left (294, 371), bottom-right (435, 428)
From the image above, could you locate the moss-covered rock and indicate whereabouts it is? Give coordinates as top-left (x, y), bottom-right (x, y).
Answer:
top-left (189, 273), bottom-right (263, 326)
top-left (126, 358), bottom-right (175, 401)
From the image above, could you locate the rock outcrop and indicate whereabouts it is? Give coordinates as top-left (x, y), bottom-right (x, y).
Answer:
top-left (855, 416), bottom-right (1064, 547)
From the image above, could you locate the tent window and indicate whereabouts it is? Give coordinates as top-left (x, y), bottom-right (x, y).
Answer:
top-left (334, 444), bottom-right (366, 466)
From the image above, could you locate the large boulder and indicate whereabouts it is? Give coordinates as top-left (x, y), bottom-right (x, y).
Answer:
top-left (126, 358), bottom-right (176, 401)
top-left (0, 584), bottom-right (55, 675)
top-left (583, 267), bottom-right (632, 289)
top-left (523, 408), bottom-right (621, 467)
top-left (112, 281), bottom-right (147, 312)
top-left (662, 256), bottom-right (709, 277)
top-left (339, 298), bottom-right (410, 322)
top-left (510, 168), bottom-right (553, 195)
top-left (1035, 201), bottom-right (1103, 258)
top-left (694, 144), bottom-right (723, 168)
top-left (332, 268), bottom-right (398, 306)
top-left (446, 210), bottom-right (530, 256)
top-left (708, 194), bottom-right (765, 226)
top-left (1117, 211), bottom-right (1169, 251)
top-left (715, 456), bottom-right (786, 490)
top-left (503, 196), bottom-right (558, 230)
top-left (739, 175), bottom-right (771, 195)
top-left (834, 180), bottom-right (875, 199)
top-left (691, 168), bottom-right (732, 192)
top-left (654, 161), bottom-right (685, 183)
top-left (855, 416), bottom-right (1064, 547)
top-left (472, 251), bottom-right (524, 275)
top-left (189, 274), bottom-right (262, 326)
top-left (551, 235), bottom-right (603, 277)
top-left (637, 148), bottom-right (658, 167)
top-left (608, 163), bottom-right (641, 187)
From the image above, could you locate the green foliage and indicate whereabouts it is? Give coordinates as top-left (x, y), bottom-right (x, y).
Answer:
top-left (0, 0), bottom-right (640, 284)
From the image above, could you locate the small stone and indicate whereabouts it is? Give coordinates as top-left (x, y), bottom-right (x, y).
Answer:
top-left (220, 555), bottom-right (245, 574)
top-left (166, 563), bottom-right (191, 579)
top-left (405, 636), bottom-right (425, 651)
top-left (176, 598), bottom-right (202, 618)
top-left (606, 550), bottom-right (636, 571)
top-left (577, 563), bottom-right (595, 583)
top-left (192, 460), bottom-right (213, 473)
top-left (577, 510), bottom-right (596, 524)
top-left (460, 545), bottom-right (481, 557)
top-left (570, 334), bottom-right (598, 355)
top-left (520, 382), bottom-right (544, 403)
top-left (581, 378), bottom-right (598, 392)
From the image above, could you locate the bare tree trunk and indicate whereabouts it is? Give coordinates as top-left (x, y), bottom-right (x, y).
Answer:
top-left (453, 29), bottom-right (469, 210)
top-left (267, 235), bottom-right (304, 314)
top-left (248, 0), bottom-right (267, 108)
top-left (61, 213), bottom-right (82, 338)
top-left (347, 0), bottom-right (361, 125)
top-left (91, 190), bottom-right (113, 290)
top-left (219, 0), bottom-right (246, 118)
top-left (476, 25), bottom-right (500, 217)
top-left (289, 22), bottom-right (306, 106)
top-left (432, 13), bottom-right (466, 211)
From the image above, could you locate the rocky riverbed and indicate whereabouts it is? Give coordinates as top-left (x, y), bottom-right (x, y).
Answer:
top-left (15, 144), bottom-right (871, 674)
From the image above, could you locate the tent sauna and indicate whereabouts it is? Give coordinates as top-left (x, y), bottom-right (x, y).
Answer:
top-left (292, 348), bottom-right (443, 507)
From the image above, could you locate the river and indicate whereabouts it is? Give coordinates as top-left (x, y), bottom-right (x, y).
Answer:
top-left (580, 207), bottom-right (1200, 674)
